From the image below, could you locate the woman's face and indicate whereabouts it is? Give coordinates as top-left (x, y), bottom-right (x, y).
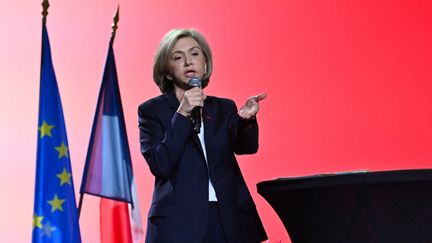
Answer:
top-left (167, 37), bottom-right (206, 89)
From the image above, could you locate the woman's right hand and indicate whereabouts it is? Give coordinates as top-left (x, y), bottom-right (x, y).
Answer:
top-left (177, 87), bottom-right (206, 117)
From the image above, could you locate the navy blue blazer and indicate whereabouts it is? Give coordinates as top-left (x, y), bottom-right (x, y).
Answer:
top-left (138, 91), bottom-right (267, 243)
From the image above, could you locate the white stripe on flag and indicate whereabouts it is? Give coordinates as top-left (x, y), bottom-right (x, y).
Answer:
top-left (128, 178), bottom-right (144, 243)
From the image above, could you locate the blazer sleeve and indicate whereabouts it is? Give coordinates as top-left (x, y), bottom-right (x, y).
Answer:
top-left (138, 102), bottom-right (193, 179)
top-left (226, 99), bottom-right (259, 155)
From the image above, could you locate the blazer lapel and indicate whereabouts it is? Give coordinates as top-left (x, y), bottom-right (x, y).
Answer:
top-left (202, 99), bottom-right (216, 166)
top-left (164, 91), bottom-right (180, 110)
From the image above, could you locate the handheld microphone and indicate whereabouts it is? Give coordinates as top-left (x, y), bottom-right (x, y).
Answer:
top-left (188, 77), bottom-right (202, 133)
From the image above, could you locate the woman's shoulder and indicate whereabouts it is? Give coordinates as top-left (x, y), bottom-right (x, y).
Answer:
top-left (206, 95), bottom-right (236, 107)
top-left (207, 95), bottom-right (234, 104)
top-left (138, 94), bottom-right (168, 111)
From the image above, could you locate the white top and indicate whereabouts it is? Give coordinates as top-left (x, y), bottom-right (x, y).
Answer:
top-left (197, 122), bottom-right (218, 202)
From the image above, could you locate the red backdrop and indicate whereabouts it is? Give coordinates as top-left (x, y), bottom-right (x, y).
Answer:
top-left (1, 0), bottom-right (431, 242)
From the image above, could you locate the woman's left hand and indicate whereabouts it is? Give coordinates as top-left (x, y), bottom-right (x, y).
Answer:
top-left (238, 93), bottom-right (267, 119)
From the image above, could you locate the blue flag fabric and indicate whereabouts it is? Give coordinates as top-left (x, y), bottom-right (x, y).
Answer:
top-left (80, 43), bottom-right (133, 203)
top-left (32, 25), bottom-right (82, 242)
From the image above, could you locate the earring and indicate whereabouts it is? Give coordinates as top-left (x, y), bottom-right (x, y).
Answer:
top-left (166, 75), bottom-right (173, 80)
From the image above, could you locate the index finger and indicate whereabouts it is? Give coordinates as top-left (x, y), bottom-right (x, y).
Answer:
top-left (252, 93), bottom-right (267, 102)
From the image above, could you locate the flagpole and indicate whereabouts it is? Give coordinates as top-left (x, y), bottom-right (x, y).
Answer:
top-left (111, 5), bottom-right (120, 45)
top-left (78, 5), bottom-right (120, 219)
top-left (41, 0), bottom-right (49, 76)
top-left (42, 0), bottom-right (49, 25)
top-left (78, 192), bottom-right (84, 218)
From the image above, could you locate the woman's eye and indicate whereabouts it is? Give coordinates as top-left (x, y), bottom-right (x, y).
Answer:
top-left (173, 56), bottom-right (182, 61)
top-left (192, 52), bottom-right (199, 56)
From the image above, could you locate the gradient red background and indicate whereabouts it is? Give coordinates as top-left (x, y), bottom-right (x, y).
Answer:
top-left (1, 0), bottom-right (432, 242)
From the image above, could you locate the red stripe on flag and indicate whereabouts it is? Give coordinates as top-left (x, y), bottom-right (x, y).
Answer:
top-left (100, 198), bottom-right (132, 243)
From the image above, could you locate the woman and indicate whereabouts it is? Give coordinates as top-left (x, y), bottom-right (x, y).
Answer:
top-left (138, 28), bottom-right (268, 243)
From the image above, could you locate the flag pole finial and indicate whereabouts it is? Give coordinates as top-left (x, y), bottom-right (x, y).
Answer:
top-left (111, 5), bottom-right (120, 42)
top-left (42, 0), bottom-right (49, 24)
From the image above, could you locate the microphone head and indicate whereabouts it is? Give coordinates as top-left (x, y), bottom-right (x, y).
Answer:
top-left (188, 76), bottom-right (202, 88)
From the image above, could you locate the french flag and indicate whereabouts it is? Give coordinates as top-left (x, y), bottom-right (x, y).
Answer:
top-left (80, 40), bottom-right (144, 243)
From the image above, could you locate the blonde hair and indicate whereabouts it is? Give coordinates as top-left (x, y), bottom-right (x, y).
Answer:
top-left (153, 28), bottom-right (213, 93)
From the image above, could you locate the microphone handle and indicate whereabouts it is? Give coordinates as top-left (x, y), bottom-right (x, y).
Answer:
top-left (192, 106), bottom-right (201, 133)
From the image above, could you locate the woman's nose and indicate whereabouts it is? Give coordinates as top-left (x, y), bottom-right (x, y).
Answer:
top-left (184, 55), bottom-right (193, 66)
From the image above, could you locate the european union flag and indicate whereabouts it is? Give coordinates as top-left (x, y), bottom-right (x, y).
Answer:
top-left (32, 24), bottom-right (82, 243)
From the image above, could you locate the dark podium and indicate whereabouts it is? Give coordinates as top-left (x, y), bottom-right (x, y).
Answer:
top-left (257, 169), bottom-right (432, 243)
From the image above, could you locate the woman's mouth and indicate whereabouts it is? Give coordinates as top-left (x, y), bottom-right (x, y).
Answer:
top-left (185, 70), bottom-right (196, 78)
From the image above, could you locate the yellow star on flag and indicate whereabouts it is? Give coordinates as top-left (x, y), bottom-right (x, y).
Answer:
top-left (33, 214), bottom-right (44, 229)
top-left (56, 168), bottom-right (72, 186)
top-left (41, 221), bottom-right (56, 237)
top-left (47, 194), bottom-right (65, 212)
top-left (38, 121), bottom-right (54, 138)
top-left (55, 141), bottom-right (69, 159)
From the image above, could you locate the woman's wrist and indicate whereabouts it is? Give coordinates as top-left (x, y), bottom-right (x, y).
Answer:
top-left (176, 108), bottom-right (190, 118)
